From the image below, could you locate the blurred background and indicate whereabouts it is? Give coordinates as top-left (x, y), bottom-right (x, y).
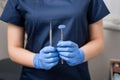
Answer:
top-left (0, 0), bottom-right (120, 80)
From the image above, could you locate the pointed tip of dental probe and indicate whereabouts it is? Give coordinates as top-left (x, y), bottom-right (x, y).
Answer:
top-left (58, 25), bottom-right (66, 29)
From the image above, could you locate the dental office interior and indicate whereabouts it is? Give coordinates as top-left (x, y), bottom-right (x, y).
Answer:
top-left (0, 0), bottom-right (120, 80)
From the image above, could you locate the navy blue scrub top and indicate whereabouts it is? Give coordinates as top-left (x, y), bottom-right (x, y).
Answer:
top-left (0, 0), bottom-right (109, 80)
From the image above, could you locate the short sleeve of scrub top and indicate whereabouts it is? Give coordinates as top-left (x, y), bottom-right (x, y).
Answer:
top-left (0, 0), bottom-right (24, 27)
top-left (87, 0), bottom-right (110, 24)
top-left (0, 0), bottom-right (110, 80)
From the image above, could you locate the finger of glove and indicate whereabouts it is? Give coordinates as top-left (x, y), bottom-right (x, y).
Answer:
top-left (59, 55), bottom-right (72, 62)
top-left (57, 47), bottom-right (75, 52)
top-left (41, 46), bottom-right (56, 53)
top-left (44, 57), bottom-right (59, 63)
top-left (59, 52), bottom-right (74, 58)
top-left (33, 54), bottom-right (40, 69)
top-left (44, 52), bottom-right (59, 58)
top-left (57, 41), bottom-right (78, 47)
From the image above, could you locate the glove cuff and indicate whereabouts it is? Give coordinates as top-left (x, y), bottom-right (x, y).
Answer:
top-left (79, 48), bottom-right (85, 64)
top-left (33, 54), bottom-right (40, 69)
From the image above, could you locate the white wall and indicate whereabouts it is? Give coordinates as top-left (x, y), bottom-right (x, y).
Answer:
top-left (104, 0), bottom-right (120, 16)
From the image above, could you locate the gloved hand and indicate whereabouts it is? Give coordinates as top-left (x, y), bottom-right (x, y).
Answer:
top-left (57, 41), bottom-right (85, 66)
top-left (33, 46), bottom-right (59, 70)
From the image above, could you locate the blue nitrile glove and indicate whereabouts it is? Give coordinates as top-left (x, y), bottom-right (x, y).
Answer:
top-left (57, 41), bottom-right (85, 66)
top-left (33, 46), bottom-right (59, 70)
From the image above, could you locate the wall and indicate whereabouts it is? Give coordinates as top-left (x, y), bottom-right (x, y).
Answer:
top-left (104, 0), bottom-right (120, 16)
top-left (0, 21), bottom-right (8, 60)
top-left (0, 0), bottom-right (8, 60)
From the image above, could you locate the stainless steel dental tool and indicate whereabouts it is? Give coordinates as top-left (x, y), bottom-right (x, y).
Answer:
top-left (49, 21), bottom-right (52, 46)
top-left (58, 25), bottom-right (66, 64)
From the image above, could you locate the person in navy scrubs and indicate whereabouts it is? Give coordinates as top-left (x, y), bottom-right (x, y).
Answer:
top-left (0, 0), bottom-right (110, 80)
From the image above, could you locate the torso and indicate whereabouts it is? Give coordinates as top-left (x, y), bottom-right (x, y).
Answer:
top-left (18, 0), bottom-right (91, 80)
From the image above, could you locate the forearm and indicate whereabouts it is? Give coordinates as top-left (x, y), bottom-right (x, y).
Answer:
top-left (8, 47), bottom-right (35, 68)
top-left (7, 23), bottom-right (35, 68)
top-left (81, 20), bottom-right (104, 62)
top-left (81, 39), bottom-right (104, 62)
